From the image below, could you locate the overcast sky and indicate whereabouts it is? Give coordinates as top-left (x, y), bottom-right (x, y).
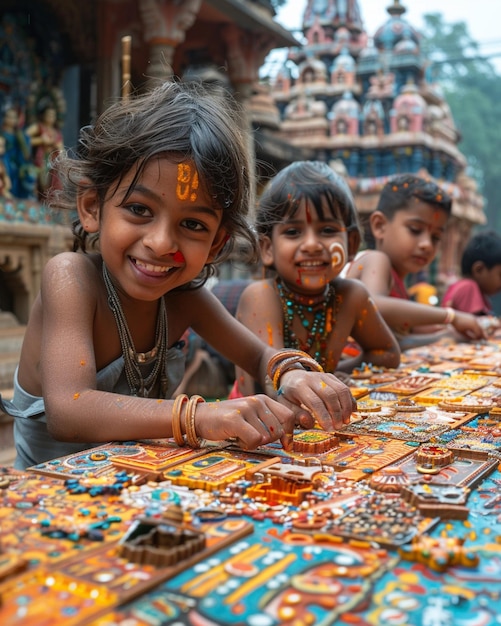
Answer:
top-left (269, 0), bottom-right (501, 72)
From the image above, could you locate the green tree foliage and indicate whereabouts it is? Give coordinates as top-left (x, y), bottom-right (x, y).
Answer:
top-left (420, 14), bottom-right (501, 230)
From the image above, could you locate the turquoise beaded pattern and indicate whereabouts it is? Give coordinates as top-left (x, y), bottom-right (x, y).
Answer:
top-left (275, 277), bottom-right (337, 370)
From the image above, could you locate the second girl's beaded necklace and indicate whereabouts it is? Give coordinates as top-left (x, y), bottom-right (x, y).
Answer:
top-left (275, 277), bottom-right (336, 369)
top-left (102, 263), bottom-right (169, 397)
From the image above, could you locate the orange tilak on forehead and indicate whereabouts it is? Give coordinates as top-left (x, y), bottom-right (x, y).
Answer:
top-left (176, 163), bottom-right (199, 202)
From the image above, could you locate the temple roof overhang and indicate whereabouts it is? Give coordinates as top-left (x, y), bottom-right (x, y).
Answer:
top-left (205, 0), bottom-right (300, 47)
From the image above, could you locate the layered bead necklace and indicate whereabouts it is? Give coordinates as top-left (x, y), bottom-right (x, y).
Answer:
top-left (102, 263), bottom-right (169, 397)
top-left (275, 277), bottom-right (337, 370)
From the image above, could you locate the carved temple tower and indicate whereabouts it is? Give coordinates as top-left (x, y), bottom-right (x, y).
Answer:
top-left (267, 0), bottom-right (486, 290)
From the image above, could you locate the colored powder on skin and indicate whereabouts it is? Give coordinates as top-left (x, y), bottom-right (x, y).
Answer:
top-left (172, 251), bottom-right (185, 263)
top-left (73, 393), bottom-right (80, 400)
top-left (329, 242), bottom-right (345, 271)
top-left (176, 163), bottom-right (199, 202)
top-left (80, 360), bottom-right (86, 366)
top-left (267, 323), bottom-right (273, 345)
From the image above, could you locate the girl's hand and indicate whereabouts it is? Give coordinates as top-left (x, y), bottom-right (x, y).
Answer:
top-left (194, 395), bottom-right (296, 451)
top-left (276, 370), bottom-right (356, 431)
top-left (452, 311), bottom-right (488, 340)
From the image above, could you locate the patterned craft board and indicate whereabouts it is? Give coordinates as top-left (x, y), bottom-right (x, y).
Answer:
top-left (253, 432), bottom-right (417, 481)
top-left (430, 373), bottom-right (498, 390)
top-left (28, 440), bottom-right (220, 481)
top-left (162, 449), bottom-right (283, 492)
top-left (94, 523), bottom-right (399, 626)
top-left (0, 516), bottom-right (253, 626)
top-left (393, 448), bottom-right (499, 488)
top-left (0, 472), bottom-right (143, 568)
top-left (410, 385), bottom-right (473, 405)
top-left (361, 543), bottom-right (501, 626)
top-left (328, 493), bottom-right (439, 547)
top-left (439, 415), bottom-right (501, 457)
top-left (340, 406), bottom-right (477, 443)
top-left (374, 374), bottom-right (442, 395)
top-left (339, 413), bottom-right (449, 442)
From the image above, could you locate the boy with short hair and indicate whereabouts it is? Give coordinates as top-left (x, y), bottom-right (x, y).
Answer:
top-left (343, 173), bottom-right (487, 348)
top-left (442, 229), bottom-right (501, 326)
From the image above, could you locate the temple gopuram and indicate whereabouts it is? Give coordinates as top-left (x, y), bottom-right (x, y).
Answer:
top-left (263, 0), bottom-right (486, 288)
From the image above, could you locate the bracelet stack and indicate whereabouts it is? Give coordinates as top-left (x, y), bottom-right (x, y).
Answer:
top-left (171, 393), bottom-right (206, 448)
top-left (267, 349), bottom-right (324, 392)
top-left (443, 307), bottom-right (456, 325)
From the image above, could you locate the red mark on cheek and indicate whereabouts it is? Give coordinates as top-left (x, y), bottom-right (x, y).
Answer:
top-left (173, 251), bottom-right (185, 263)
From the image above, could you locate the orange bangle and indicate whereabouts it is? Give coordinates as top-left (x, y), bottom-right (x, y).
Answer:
top-left (186, 395), bottom-right (205, 449)
top-left (267, 349), bottom-right (324, 392)
top-left (172, 394), bottom-right (189, 446)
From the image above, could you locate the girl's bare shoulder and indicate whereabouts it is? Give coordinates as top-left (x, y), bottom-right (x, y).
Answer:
top-left (239, 279), bottom-right (275, 301)
top-left (44, 251), bottom-right (100, 275)
top-left (334, 276), bottom-right (371, 302)
top-left (42, 252), bottom-right (102, 298)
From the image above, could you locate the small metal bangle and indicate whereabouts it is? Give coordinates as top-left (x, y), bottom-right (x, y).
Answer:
top-left (186, 395), bottom-right (205, 449)
top-left (172, 394), bottom-right (189, 446)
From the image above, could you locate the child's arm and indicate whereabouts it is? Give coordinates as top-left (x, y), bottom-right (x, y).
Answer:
top-left (186, 285), bottom-right (356, 432)
top-left (348, 250), bottom-right (487, 341)
top-left (37, 257), bottom-right (352, 451)
top-left (34, 255), bottom-right (293, 451)
top-left (233, 280), bottom-right (284, 396)
top-left (334, 278), bottom-right (401, 372)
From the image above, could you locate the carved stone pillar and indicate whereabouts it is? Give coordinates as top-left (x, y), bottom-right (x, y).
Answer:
top-left (222, 24), bottom-right (277, 206)
top-left (138, 0), bottom-right (202, 87)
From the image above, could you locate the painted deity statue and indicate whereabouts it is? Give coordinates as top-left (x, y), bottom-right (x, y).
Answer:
top-left (0, 107), bottom-right (35, 199)
top-left (26, 103), bottom-right (63, 200)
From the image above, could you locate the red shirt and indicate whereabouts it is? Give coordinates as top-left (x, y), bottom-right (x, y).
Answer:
top-left (442, 278), bottom-right (492, 315)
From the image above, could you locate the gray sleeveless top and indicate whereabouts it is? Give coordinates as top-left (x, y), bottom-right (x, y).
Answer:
top-left (0, 347), bottom-right (185, 470)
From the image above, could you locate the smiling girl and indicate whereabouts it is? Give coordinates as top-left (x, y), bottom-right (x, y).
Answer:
top-left (233, 160), bottom-right (400, 397)
top-left (0, 83), bottom-right (356, 469)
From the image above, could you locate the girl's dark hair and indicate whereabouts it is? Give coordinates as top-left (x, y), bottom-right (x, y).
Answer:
top-left (48, 80), bottom-right (258, 284)
top-left (376, 173), bottom-right (452, 218)
top-left (461, 229), bottom-right (501, 275)
top-left (255, 160), bottom-right (362, 239)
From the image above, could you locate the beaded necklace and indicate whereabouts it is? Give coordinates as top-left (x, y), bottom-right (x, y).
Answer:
top-left (275, 277), bottom-right (336, 369)
top-left (102, 263), bottom-right (169, 397)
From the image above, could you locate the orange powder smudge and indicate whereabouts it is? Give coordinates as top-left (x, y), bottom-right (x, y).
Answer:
top-left (267, 323), bottom-right (273, 345)
top-left (73, 393), bottom-right (80, 400)
top-left (80, 360), bottom-right (86, 366)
